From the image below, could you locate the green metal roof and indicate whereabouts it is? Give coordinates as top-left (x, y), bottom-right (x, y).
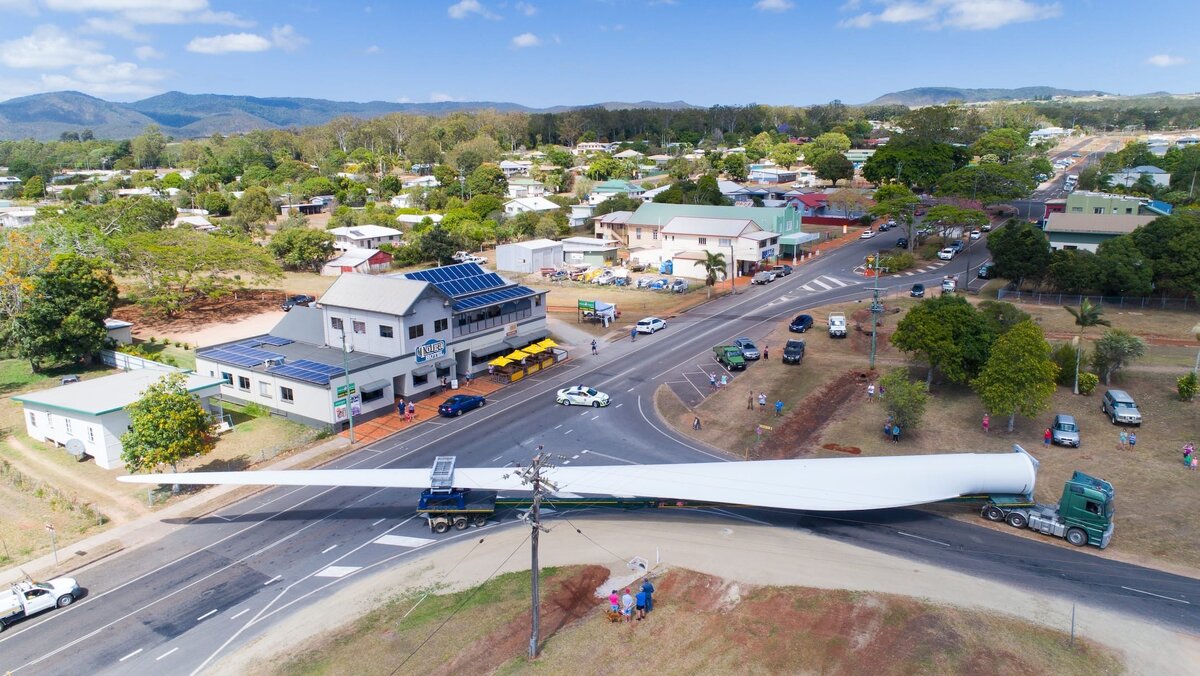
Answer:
top-left (629, 202), bottom-right (801, 233)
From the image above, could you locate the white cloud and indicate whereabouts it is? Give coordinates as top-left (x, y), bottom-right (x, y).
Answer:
top-left (0, 25), bottom-right (112, 69)
top-left (430, 92), bottom-right (459, 102)
top-left (134, 45), bottom-right (164, 60)
top-left (515, 1), bottom-right (537, 15)
top-left (0, 23), bottom-right (168, 98)
top-left (839, 0), bottom-right (1061, 30)
top-left (270, 24), bottom-right (308, 51)
top-left (754, 0), bottom-right (794, 11)
top-left (447, 0), bottom-right (498, 19)
top-left (1146, 54), bottom-right (1186, 67)
top-left (186, 32), bottom-right (272, 54)
top-left (364, 45), bottom-right (382, 54)
top-left (0, 0), bottom-right (38, 15)
top-left (511, 32), bottom-right (541, 48)
top-left (43, 0), bottom-right (252, 27)
top-left (81, 17), bottom-right (150, 41)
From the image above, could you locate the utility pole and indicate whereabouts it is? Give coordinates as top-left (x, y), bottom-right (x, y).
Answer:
top-left (869, 254), bottom-right (883, 371)
top-left (506, 446), bottom-right (557, 660)
top-left (340, 329), bottom-right (355, 443)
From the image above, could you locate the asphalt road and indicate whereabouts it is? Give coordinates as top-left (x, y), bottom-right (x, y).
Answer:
top-left (2, 230), bottom-right (1196, 675)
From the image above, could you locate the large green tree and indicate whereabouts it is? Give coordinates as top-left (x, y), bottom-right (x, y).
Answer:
top-left (121, 372), bottom-right (217, 485)
top-left (923, 205), bottom-right (988, 244)
top-left (231, 186), bottom-right (275, 227)
top-left (935, 163), bottom-right (1035, 204)
top-left (131, 124), bottom-right (167, 168)
top-left (972, 320), bottom-right (1059, 432)
top-left (971, 128), bottom-right (1030, 164)
top-left (13, 254), bottom-right (117, 371)
top-left (985, 220), bottom-right (1051, 286)
top-left (861, 136), bottom-right (967, 190)
top-left (1094, 236), bottom-right (1153, 296)
top-left (722, 153), bottom-right (748, 182)
top-left (800, 132), bottom-right (851, 167)
top-left (814, 153), bottom-right (854, 187)
top-left (878, 368), bottom-right (929, 432)
top-left (466, 163), bottom-right (508, 198)
top-left (268, 227), bottom-right (335, 272)
top-left (1091, 329), bottom-right (1146, 385)
top-left (769, 143), bottom-right (800, 169)
top-left (890, 294), bottom-right (995, 388)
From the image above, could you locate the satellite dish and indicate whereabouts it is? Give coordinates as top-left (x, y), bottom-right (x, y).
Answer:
top-left (65, 439), bottom-right (87, 461)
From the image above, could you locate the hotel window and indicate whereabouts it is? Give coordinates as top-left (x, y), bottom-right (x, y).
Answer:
top-left (380, 325), bottom-right (393, 338)
top-left (238, 376), bottom-right (250, 391)
top-left (221, 372), bottom-right (233, 386)
top-left (652, 229), bottom-right (658, 240)
top-left (698, 237), bottom-right (707, 245)
top-left (409, 324), bottom-right (424, 340)
top-left (635, 227), bottom-right (642, 240)
top-left (280, 386), bottom-right (294, 403)
top-left (718, 238), bottom-right (732, 247)
top-left (259, 382), bottom-right (271, 397)
top-left (1093, 207), bottom-right (1103, 214)
top-left (353, 320), bottom-right (366, 334)
top-left (434, 318), bottom-right (448, 332)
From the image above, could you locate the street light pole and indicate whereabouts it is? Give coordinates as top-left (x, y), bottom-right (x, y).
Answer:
top-left (340, 329), bottom-right (355, 444)
top-left (869, 254), bottom-right (883, 371)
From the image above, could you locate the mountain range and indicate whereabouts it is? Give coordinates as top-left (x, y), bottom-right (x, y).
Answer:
top-left (866, 86), bottom-right (1111, 106)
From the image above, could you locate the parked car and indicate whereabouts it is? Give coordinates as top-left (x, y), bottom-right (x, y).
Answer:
top-left (635, 317), bottom-right (667, 334)
top-left (937, 248), bottom-right (956, 261)
top-left (556, 385), bottom-right (610, 407)
top-left (751, 271), bottom-right (773, 285)
top-left (878, 222), bottom-right (891, 232)
top-left (771, 264), bottom-right (793, 277)
top-left (969, 229), bottom-right (982, 240)
top-left (977, 262), bottom-right (994, 279)
top-left (910, 283), bottom-right (925, 298)
top-left (1051, 414), bottom-right (1080, 447)
top-left (281, 294), bottom-right (316, 311)
top-left (1071, 152), bottom-right (1082, 158)
top-left (788, 314), bottom-right (814, 333)
top-left (60, 375), bottom-right (80, 385)
top-left (628, 262), bottom-right (647, 272)
top-left (461, 255), bottom-right (487, 265)
top-left (1101, 389), bottom-right (1142, 426)
top-left (886, 219), bottom-right (897, 226)
top-left (782, 339), bottom-right (806, 364)
top-left (733, 337), bottom-right (760, 360)
top-left (592, 271), bottom-right (616, 285)
top-left (859, 229), bottom-right (876, 239)
top-left (713, 345), bottom-right (746, 370)
top-left (635, 277), bottom-right (654, 289)
top-left (895, 237), bottom-right (909, 249)
top-left (949, 240), bottom-right (965, 253)
top-left (649, 278), bottom-right (670, 290)
top-left (669, 278), bottom-right (689, 293)
top-left (438, 394), bottom-right (486, 417)
top-left (981, 223), bottom-right (992, 232)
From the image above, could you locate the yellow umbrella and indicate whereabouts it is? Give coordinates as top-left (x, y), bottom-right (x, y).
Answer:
top-left (523, 344), bottom-right (546, 355)
top-left (505, 349), bottom-right (529, 361)
top-left (536, 338), bottom-right (559, 349)
top-left (488, 356), bottom-right (512, 367)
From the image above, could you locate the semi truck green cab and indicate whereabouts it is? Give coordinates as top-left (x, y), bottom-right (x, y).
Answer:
top-left (713, 345), bottom-right (746, 370)
top-left (976, 453), bottom-right (1114, 548)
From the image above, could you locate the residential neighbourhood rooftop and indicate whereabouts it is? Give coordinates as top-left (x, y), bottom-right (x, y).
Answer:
top-left (12, 370), bottom-right (224, 417)
top-left (1044, 212), bottom-right (1157, 234)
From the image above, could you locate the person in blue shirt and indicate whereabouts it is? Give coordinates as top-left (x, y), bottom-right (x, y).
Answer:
top-left (641, 578), bottom-right (655, 612)
top-left (635, 588), bottom-right (647, 620)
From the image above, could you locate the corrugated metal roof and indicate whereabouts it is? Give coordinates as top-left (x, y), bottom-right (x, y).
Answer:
top-left (13, 371), bottom-right (224, 416)
top-left (318, 273), bottom-right (444, 315)
top-left (1045, 212), bottom-right (1156, 234)
top-left (661, 216), bottom-right (759, 237)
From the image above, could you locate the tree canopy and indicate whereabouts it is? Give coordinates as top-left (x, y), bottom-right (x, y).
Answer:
top-left (268, 227), bottom-right (336, 273)
top-left (890, 294), bottom-right (995, 387)
top-left (12, 254), bottom-right (117, 371)
top-left (985, 219), bottom-right (1051, 285)
top-left (121, 372), bottom-right (217, 478)
top-left (971, 320), bottom-right (1059, 432)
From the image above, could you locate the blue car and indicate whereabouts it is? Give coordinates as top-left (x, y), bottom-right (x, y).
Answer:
top-left (648, 277), bottom-right (670, 290)
top-left (438, 394), bottom-right (486, 417)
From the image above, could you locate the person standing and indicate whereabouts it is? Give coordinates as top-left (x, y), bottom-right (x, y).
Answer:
top-left (641, 578), bottom-right (655, 612)
top-left (397, 397), bottom-right (405, 418)
top-left (758, 392), bottom-right (767, 410)
top-left (774, 399), bottom-right (783, 417)
top-left (591, 339), bottom-right (598, 356)
top-left (621, 588), bottom-right (634, 622)
top-left (1183, 443), bottom-right (1194, 468)
top-left (1118, 430), bottom-right (1128, 451)
top-left (1128, 431), bottom-right (1137, 450)
top-left (692, 415), bottom-right (702, 430)
top-left (867, 383), bottom-right (876, 402)
top-left (1043, 427), bottom-right (1052, 447)
top-left (719, 374), bottom-right (728, 389)
top-left (982, 413), bottom-right (990, 433)
top-left (891, 423), bottom-right (900, 443)
top-left (747, 390), bottom-right (754, 410)
top-left (608, 589), bottom-right (620, 613)
top-left (709, 373), bottom-right (718, 390)
top-left (635, 587), bottom-right (647, 620)
top-left (630, 327), bottom-right (637, 343)
top-left (407, 401), bottom-right (416, 422)
top-left (763, 344), bottom-right (769, 360)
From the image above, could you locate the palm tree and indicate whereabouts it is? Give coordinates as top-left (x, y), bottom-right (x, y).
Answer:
top-left (695, 251), bottom-right (727, 299)
top-left (1064, 299), bottom-right (1111, 394)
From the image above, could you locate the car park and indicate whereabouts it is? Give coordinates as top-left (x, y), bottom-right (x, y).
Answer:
top-left (1101, 389), bottom-right (1142, 426)
top-left (910, 283), bottom-right (925, 298)
top-left (788, 314), bottom-right (813, 333)
top-left (556, 385), bottom-right (610, 407)
top-left (937, 248), bottom-right (956, 261)
top-left (592, 271), bottom-right (616, 285)
top-left (977, 262), bottom-right (994, 279)
top-left (859, 229), bottom-right (876, 239)
top-left (648, 277), bottom-right (670, 290)
top-left (733, 337), bottom-right (760, 360)
top-left (1051, 414), bottom-right (1080, 447)
top-left (635, 317), bottom-right (667, 334)
top-left (969, 229), bottom-right (982, 239)
top-left (635, 277), bottom-right (653, 289)
top-left (895, 237), bottom-right (909, 248)
top-left (281, 294), bottom-right (316, 311)
top-left (782, 339), bottom-right (806, 364)
top-left (438, 394), bottom-right (486, 417)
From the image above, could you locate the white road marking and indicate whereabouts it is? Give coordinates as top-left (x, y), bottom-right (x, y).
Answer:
top-left (577, 449), bottom-right (638, 464)
top-left (264, 575), bottom-right (282, 586)
top-left (314, 565), bottom-right (361, 578)
top-left (572, 454), bottom-right (580, 459)
top-left (119, 649), bottom-right (143, 662)
top-left (374, 534), bottom-right (435, 548)
top-left (491, 454), bottom-right (503, 461)
top-left (562, 460), bottom-right (571, 464)
top-left (371, 518), bottom-right (386, 526)
top-left (824, 275), bottom-right (850, 287)
top-left (579, 410), bottom-right (588, 416)
top-left (229, 609), bottom-right (250, 620)
top-left (614, 403), bottom-right (623, 409)
top-left (896, 531), bottom-right (951, 547)
top-left (156, 647), bottom-right (179, 661)
top-left (591, 415), bottom-right (599, 420)
top-left (321, 545), bottom-right (338, 554)
top-left (1121, 586), bottom-right (1191, 604)
top-left (563, 429), bottom-right (573, 435)
top-left (627, 387), bottom-right (636, 392)
top-left (197, 609), bottom-right (218, 621)
top-left (810, 278), bottom-right (832, 290)
top-left (553, 424), bottom-right (562, 429)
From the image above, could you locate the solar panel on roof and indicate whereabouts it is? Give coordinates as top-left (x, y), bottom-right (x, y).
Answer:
top-left (267, 358), bottom-right (345, 385)
top-left (453, 285), bottom-right (536, 311)
top-left (242, 335), bottom-right (294, 347)
top-left (200, 343), bottom-right (285, 368)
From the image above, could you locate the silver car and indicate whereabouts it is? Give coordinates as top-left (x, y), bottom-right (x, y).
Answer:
top-left (1051, 414), bottom-right (1080, 447)
top-left (733, 337), bottom-right (760, 360)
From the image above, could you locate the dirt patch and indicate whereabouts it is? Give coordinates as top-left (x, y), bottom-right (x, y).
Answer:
top-left (822, 443), bottom-right (862, 455)
top-left (434, 564), bottom-right (608, 674)
top-left (112, 289), bottom-right (284, 340)
top-left (755, 369), bottom-right (871, 459)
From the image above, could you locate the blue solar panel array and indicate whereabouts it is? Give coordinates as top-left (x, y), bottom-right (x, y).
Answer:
top-left (244, 335), bottom-right (294, 347)
top-left (404, 263), bottom-right (507, 298)
top-left (268, 359), bottom-right (345, 385)
top-left (200, 344), bottom-right (286, 368)
top-left (453, 286), bottom-right (537, 311)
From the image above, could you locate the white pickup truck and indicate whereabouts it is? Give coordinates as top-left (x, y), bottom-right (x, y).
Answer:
top-left (828, 312), bottom-right (847, 338)
top-left (2, 577), bottom-right (81, 630)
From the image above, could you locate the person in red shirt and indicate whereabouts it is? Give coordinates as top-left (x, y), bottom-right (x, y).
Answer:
top-left (1043, 428), bottom-right (1052, 446)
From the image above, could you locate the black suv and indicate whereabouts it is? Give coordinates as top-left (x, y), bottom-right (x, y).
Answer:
top-left (788, 314), bottom-right (814, 333)
top-left (281, 294), bottom-right (316, 311)
top-left (782, 339), bottom-right (806, 364)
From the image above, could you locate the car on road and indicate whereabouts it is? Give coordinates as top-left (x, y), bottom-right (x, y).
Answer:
top-left (977, 262), bottom-right (994, 279)
top-left (1051, 413), bottom-right (1080, 447)
top-left (949, 240), bottom-right (966, 253)
top-left (981, 223), bottom-right (992, 232)
top-left (878, 222), bottom-right (891, 232)
top-left (937, 248), bottom-right (956, 261)
top-left (895, 237), bottom-right (909, 249)
top-left (887, 219), bottom-right (897, 226)
top-left (969, 229), bottom-right (982, 240)
top-left (771, 264), bottom-right (793, 277)
top-left (1071, 152), bottom-right (1082, 157)
top-left (733, 337), bottom-right (760, 360)
top-left (635, 317), bottom-right (667, 334)
top-left (910, 283), bottom-right (925, 298)
top-left (438, 394), bottom-right (486, 417)
top-left (556, 385), bottom-right (610, 407)
top-left (281, 294), bottom-right (316, 311)
top-left (859, 229), bottom-right (876, 239)
top-left (782, 339), bottom-right (806, 364)
top-left (788, 314), bottom-right (814, 333)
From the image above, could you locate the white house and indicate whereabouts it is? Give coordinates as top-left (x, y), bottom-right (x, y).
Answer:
top-left (0, 207), bottom-right (36, 228)
top-left (496, 238), bottom-right (563, 273)
top-left (573, 142), bottom-right (619, 156)
top-left (613, 149), bottom-right (644, 160)
top-left (504, 196), bottom-right (561, 216)
top-left (402, 175), bottom-right (439, 189)
top-left (116, 187), bottom-right (161, 198)
top-left (321, 248), bottom-right (393, 276)
top-left (0, 176), bottom-right (22, 189)
top-left (104, 318), bottom-right (134, 345)
top-left (395, 213), bottom-right (443, 227)
top-left (506, 177), bottom-right (547, 199)
top-left (172, 214), bottom-right (215, 231)
top-left (328, 224), bottom-right (404, 251)
top-left (13, 370), bottom-right (225, 469)
top-left (1109, 165), bottom-right (1170, 188)
top-left (499, 160), bottom-right (533, 177)
top-left (659, 216), bottom-right (780, 280)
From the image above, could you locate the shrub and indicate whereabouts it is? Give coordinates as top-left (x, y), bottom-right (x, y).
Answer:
top-left (880, 252), bottom-right (915, 272)
top-left (1077, 372), bottom-right (1098, 395)
top-left (242, 403), bottom-right (268, 418)
top-left (1179, 372), bottom-right (1198, 402)
top-left (1050, 342), bottom-right (1084, 387)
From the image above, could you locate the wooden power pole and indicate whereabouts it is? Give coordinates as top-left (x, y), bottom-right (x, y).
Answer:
top-left (506, 446), bottom-right (557, 660)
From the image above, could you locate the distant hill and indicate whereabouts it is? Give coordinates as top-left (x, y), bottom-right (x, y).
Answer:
top-left (867, 86), bottom-right (1111, 106)
top-left (0, 91), bottom-right (701, 140)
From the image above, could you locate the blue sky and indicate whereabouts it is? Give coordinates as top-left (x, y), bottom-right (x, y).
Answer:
top-left (0, 0), bottom-right (1195, 106)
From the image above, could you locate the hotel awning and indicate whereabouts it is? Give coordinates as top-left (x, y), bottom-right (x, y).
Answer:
top-left (504, 328), bottom-right (550, 348)
top-left (360, 380), bottom-right (390, 393)
top-left (412, 365), bottom-right (434, 376)
top-left (435, 359), bottom-right (455, 369)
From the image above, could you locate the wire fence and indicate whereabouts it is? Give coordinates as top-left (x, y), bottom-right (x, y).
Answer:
top-left (997, 289), bottom-right (1199, 312)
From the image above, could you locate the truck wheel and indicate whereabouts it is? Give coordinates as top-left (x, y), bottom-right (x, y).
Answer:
top-left (472, 515), bottom-right (487, 527)
top-left (1066, 528), bottom-right (1088, 547)
top-left (982, 505), bottom-right (1005, 522)
top-left (453, 516), bottom-right (468, 530)
top-left (1006, 512), bottom-right (1027, 529)
top-left (432, 520), bottom-right (450, 534)
top-left (56, 594), bottom-right (75, 608)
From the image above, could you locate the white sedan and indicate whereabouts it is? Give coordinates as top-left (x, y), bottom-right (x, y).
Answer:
top-left (969, 229), bottom-right (982, 239)
top-left (937, 248), bottom-right (956, 260)
top-left (556, 386), bottom-right (611, 407)
top-left (636, 317), bottom-right (667, 334)
top-left (859, 229), bottom-right (876, 239)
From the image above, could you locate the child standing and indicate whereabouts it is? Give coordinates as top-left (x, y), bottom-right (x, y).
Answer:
top-left (982, 413), bottom-right (990, 434)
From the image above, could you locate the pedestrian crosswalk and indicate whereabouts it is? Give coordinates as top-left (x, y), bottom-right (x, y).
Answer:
top-left (800, 275), bottom-right (854, 292)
